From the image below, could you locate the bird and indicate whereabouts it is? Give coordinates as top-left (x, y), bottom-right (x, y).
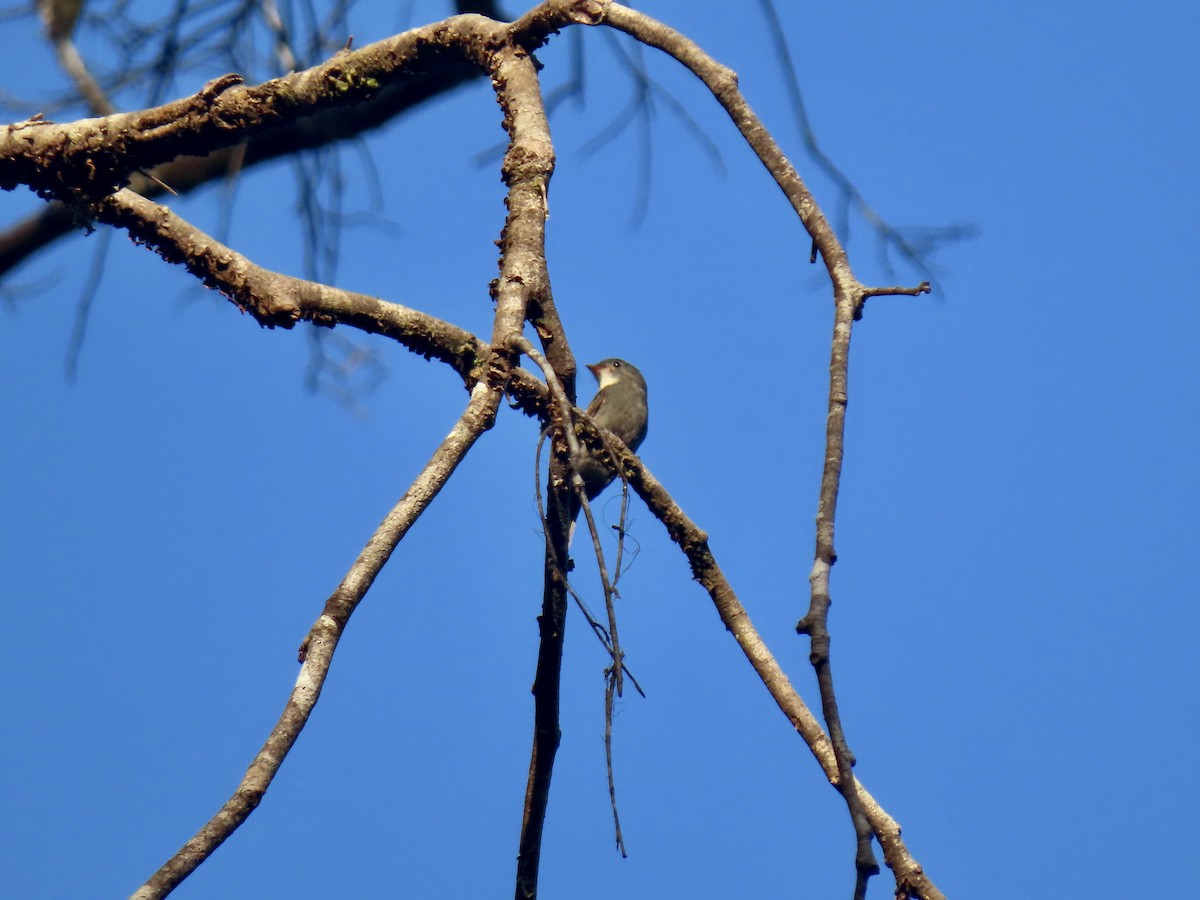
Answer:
top-left (569, 358), bottom-right (649, 533)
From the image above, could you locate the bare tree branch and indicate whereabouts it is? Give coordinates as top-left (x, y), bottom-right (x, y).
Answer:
top-left (598, 5), bottom-right (942, 895)
top-left (89, 9), bottom-right (562, 895)
top-left (601, 437), bottom-right (945, 900)
top-left (2, 3), bottom-right (951, 897)
top-left (754, 0), bottom-right (972, 284)
top-left (130, 377), bottom-right (506, 900)
top-left (0, 12), bottom-right (487, 278)
top-left (518, 337), bottom-right (634, 858)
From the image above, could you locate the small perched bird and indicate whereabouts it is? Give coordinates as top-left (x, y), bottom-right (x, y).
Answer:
top-left (570, 358), bottom-right (649, 530)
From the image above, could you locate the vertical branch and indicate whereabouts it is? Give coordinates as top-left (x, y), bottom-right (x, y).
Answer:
top-left (795, 289), bottom-right (879, 896)
top-left (519, 424), bottom-right (572, 900)
top-left (604, 672), bottom-right (628, 857)
top-left (518, 338), bottom-right (634, 862)
top-left (512, 339), bottom-right (573, 900)
top-left (471, 21), bottom-right (564, 899)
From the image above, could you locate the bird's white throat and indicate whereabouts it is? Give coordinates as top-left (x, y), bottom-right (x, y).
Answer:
top-left (594, 369), bottom-right (620, 390)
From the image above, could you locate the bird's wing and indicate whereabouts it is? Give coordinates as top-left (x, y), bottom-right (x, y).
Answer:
top-left (584, 388), bottom-right (608, 419)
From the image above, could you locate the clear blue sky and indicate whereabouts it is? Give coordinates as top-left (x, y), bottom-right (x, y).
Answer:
top-left (2, 1), bottom-right (1197, 898)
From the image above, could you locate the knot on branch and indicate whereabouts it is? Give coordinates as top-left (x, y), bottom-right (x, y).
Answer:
top-left (197, 73), bottom-right (244, 103)
top-left (510, 0), bottom-right (611, 51)
top-left (564, 0), bottom-right (611, 25)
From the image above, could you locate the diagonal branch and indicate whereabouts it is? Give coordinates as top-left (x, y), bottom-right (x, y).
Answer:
top-left (600, 2), bottom-right (850, 285)
top-left (130, 377), bottom-right (505, 900)
top-left (593, 7), bottom-right (943, 894)
top-left (0, 51), bottom-right (484, 278)
top-left (605, 439), bottom-right (945, 900)
top-left (89, 188), bottom-right (550, 415)
top-left (0, 2), bottom-right (609, 280)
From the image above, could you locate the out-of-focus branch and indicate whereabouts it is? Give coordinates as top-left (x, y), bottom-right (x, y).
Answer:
top-left (38, 0), bottom-right (115, 117)
top-left (0, 19), bottom-right (482, 277)
top-left (601, 3), bottom-right (850, 286)
top-left (754, 0), bottom-right (973, 284)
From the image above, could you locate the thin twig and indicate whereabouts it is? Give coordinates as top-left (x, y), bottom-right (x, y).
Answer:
top-left (64, 228), bottom-right (111, 382)
top-left (534, 429), bottom-right (645, 698)
top-left (517, 336), bottom-right (633, 861)
top-left (605, 670), bottom-right (627, 857)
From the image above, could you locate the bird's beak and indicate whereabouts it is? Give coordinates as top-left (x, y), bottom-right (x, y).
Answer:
top-left (586, 362), bottom-right (602, 380)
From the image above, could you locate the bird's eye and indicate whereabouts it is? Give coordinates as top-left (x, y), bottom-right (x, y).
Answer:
top-left (612, 360), bottom-right (621, 368)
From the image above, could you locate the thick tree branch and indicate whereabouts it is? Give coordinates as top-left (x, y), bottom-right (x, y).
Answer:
top-left (0, 49), bottom-right (484, 278)
top-left (3, 25), bottom-right (504, 212)
top-left (478, 24), bottom-right (572, 898)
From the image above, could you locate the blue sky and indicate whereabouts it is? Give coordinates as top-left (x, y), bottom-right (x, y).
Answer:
top-left (2, 1), bottom-right (1198, 898)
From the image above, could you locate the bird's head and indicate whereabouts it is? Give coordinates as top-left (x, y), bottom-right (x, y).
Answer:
top-left (586, 358), bottom-right (646, 394)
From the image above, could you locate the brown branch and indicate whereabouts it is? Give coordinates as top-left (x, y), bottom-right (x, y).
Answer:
top-left (88, 188), bottom-right (547, 415)
top-left (0, 2), bottom-right (628, 207)
top-left (130, 379), bottom-right (506, 900)
top-left (516, 341), bottom-right (580, 893)
top-left (518, 338), bottom-right (631, 859)
top-left (112, 9), bottom-right (563, 896)
top-left (0, 3), bottom-right (614, 280)
top-left (597, 1), bottom-right (887, 886)
top-left (603, 439), bottom-right (944, 900)
top-left (796, 288), bottom-right (880, 895)
top-left (857, 280), bottom-right (932, 319)
top-left (520, 424), bottom-right (572, 900)
top-left (0, 17), bottom-right (505, 205)
top-left (478, 18), bottom-right (573, 897)
top-left (0, 51), bottom-right (486, 279)
top-left (51, 37), bottom-right (116, 117)
top-left (8, 3), bottom-right (943, 896)
top-left (601, 2), bottom-right (850, 285)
